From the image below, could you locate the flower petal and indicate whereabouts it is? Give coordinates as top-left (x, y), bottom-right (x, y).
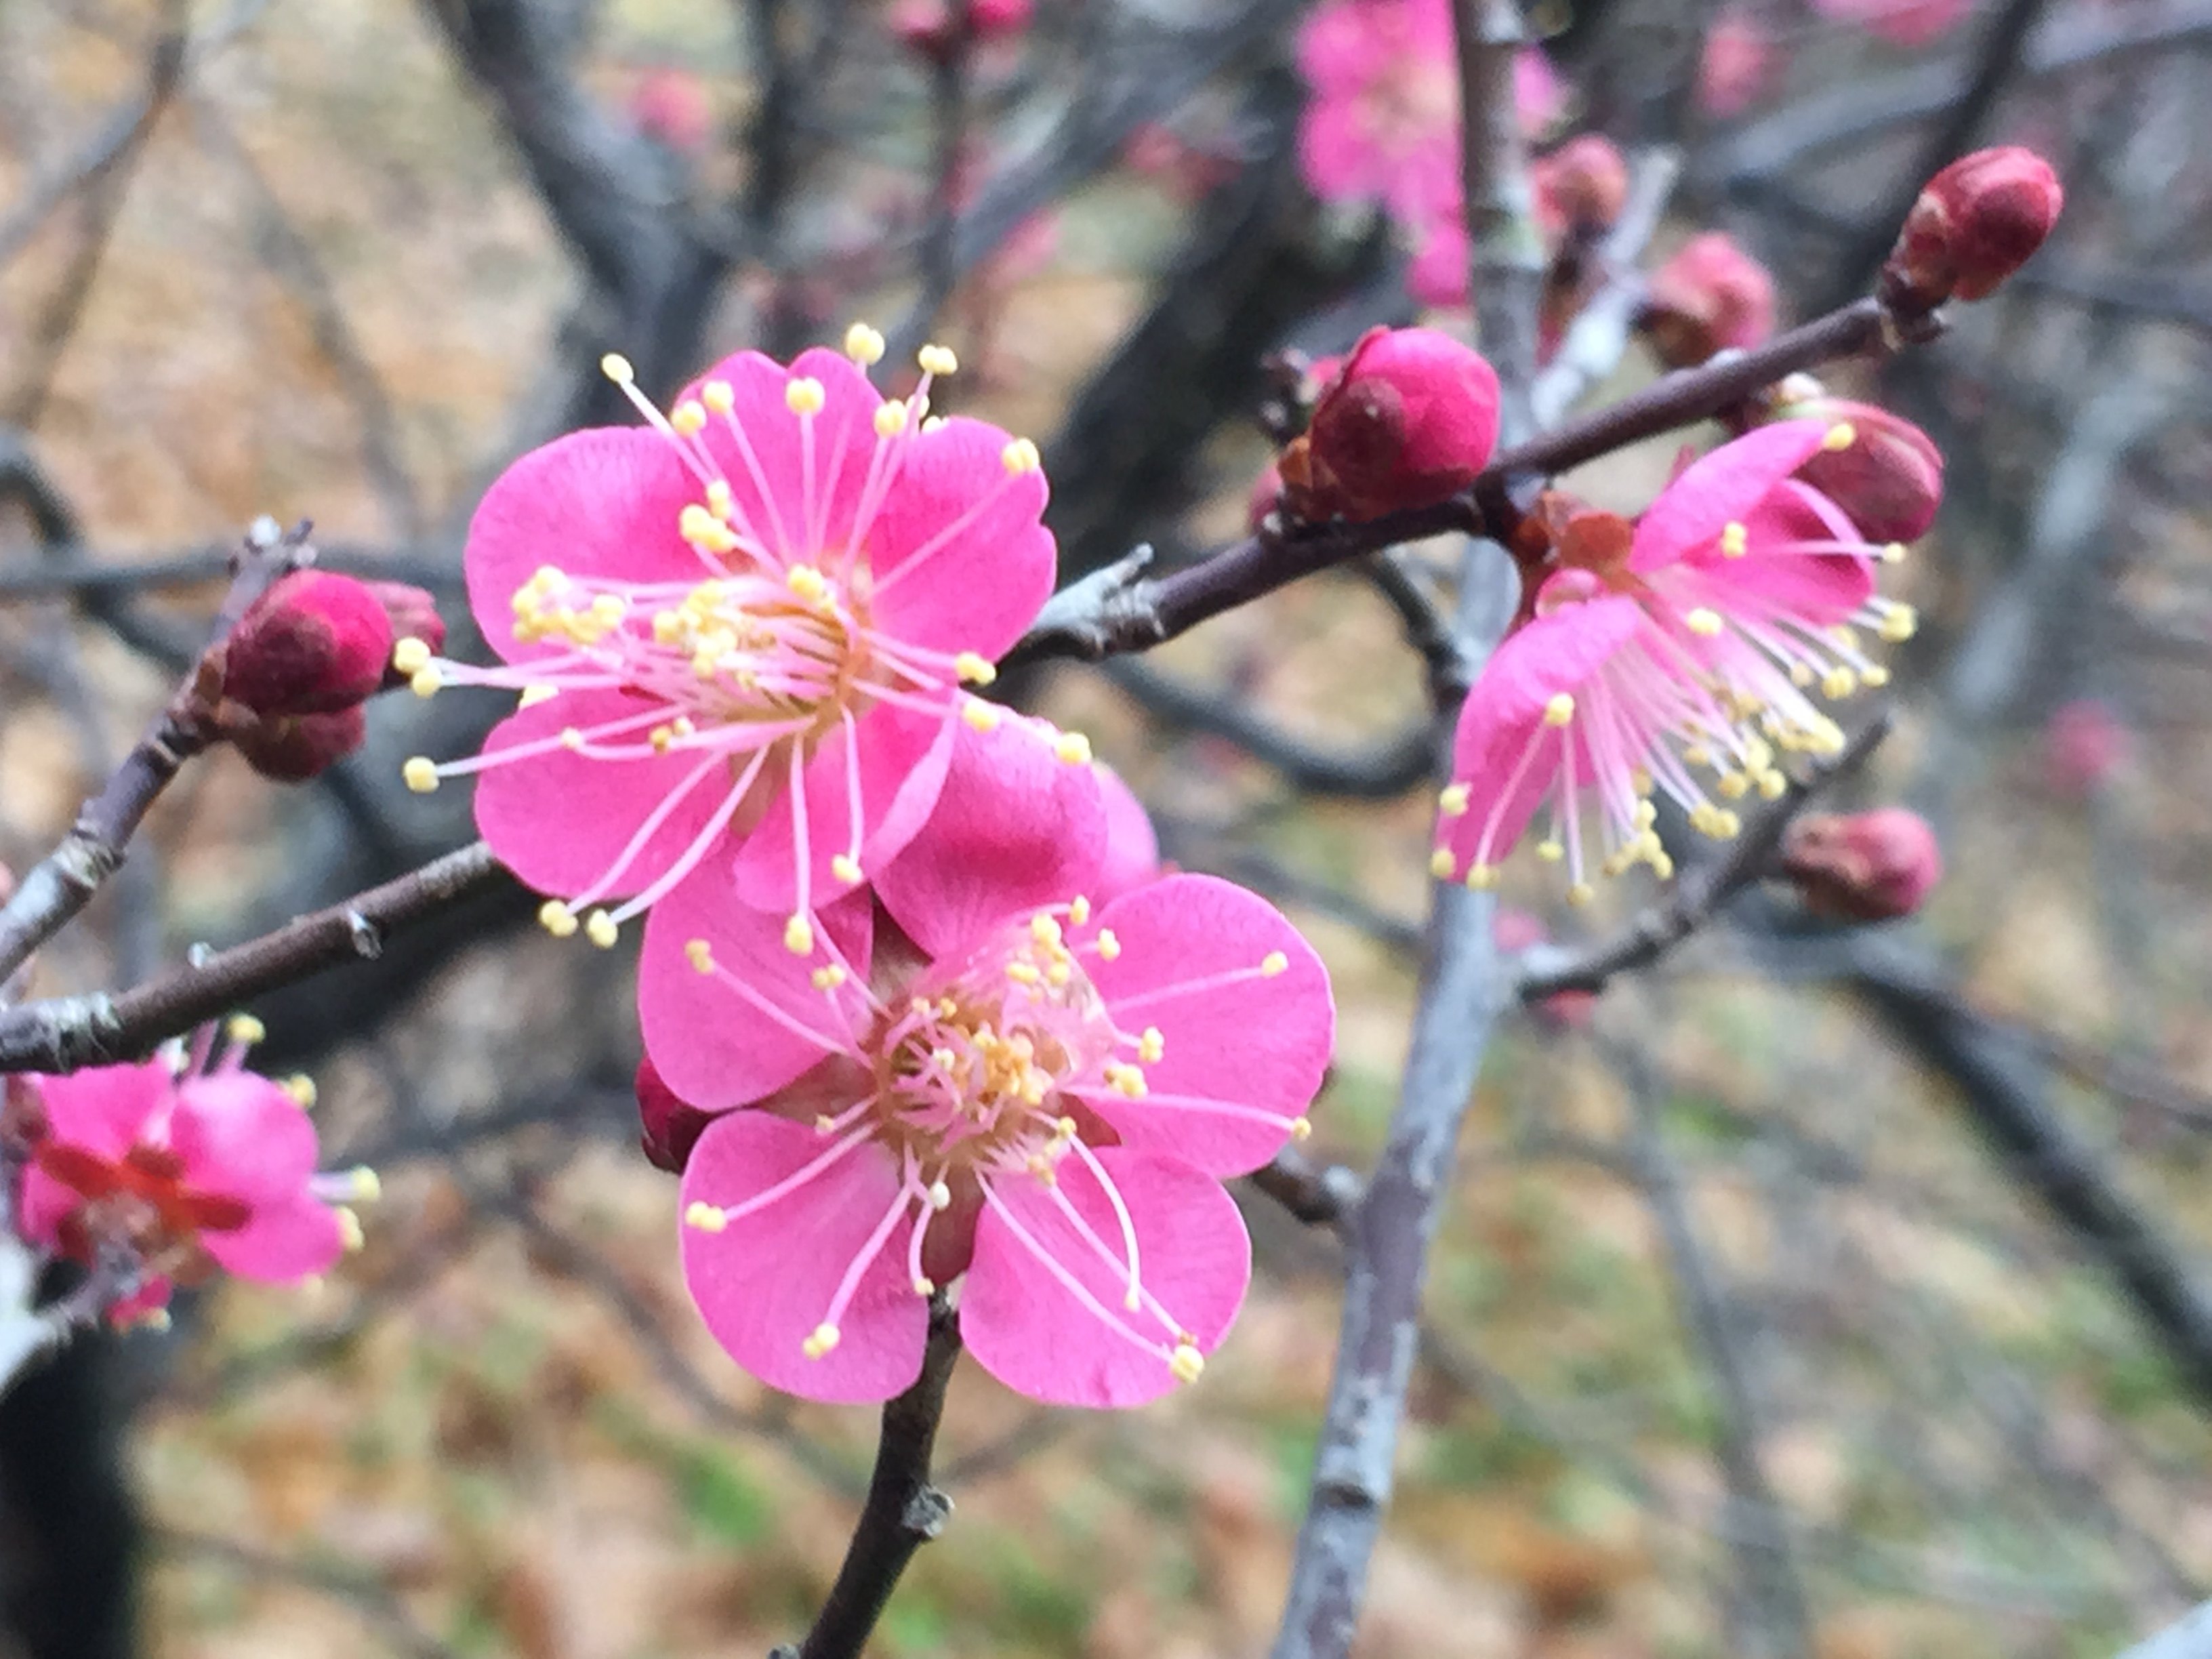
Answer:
top-left (679, 1112), bottom-right (928, 1404)
top-left (1073, 876), bottom-right (1332, 1176)
top-left (465, 428), bottom-right (703, 663)
top-left (1629, 420), bottom-right (1833, 573)
top-left (170, 1073), bottom-right (321, 1204)
top-left (202, 1191), bottom-right (345, 1282)
top-left (681, 348), bottom-right (884, 569)
top-left (963, 1148), bottom-right (1250, 1408)
top-left (34, 1062), bottom-right (170, 1160)
top-left (640, 880), bottom-right (872, 1111)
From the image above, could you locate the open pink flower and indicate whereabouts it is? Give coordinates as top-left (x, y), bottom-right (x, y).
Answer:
top-left (640, 711), bottom-right (1334, 1407)
top-left (18, 1020), bottom-right (365, 1324)
top-left (403, 331), bottom-right (1055, 957)
top-left (1435, 419), bottom-right (1921, 896)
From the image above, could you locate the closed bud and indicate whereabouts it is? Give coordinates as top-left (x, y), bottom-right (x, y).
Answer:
top-left (1769, 394), bottom-right (1944, 543)
top-left (1643, 232), bottom-right (1776, 367)
top-left (636, 1057), bottom-right (713, 1174)
top-left (1780, 808), bottom-right (1943, 922)
top-left (1881, 146), bottom-right (2062, 311)
top-left (1533, 134), bottom-right (1629, 240)
top-left (223, 571), bottom-right (395, 718)
top-left (363, 580), bottom-right (447, 691)
top-left (890, 0), bottom-right (1032, 58)
top-left (630, 67), bottom-right (712, 156)
top-left (1277, 327), bottom-right (1501, 522)
top-left (232, 707), bottom-right (369, 783)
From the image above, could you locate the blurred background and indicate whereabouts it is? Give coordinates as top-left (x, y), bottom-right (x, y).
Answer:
top-left (2, 0), bottom-right (2211, 1655)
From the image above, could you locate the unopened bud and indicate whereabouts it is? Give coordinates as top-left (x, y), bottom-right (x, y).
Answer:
top-left (1532, 134), bottom-right (1629, 241)
top-left (1881, 146), bottom-right (2063, 312)
top-left (222, 571), bottom-right (395, 718)
top-left (630, 66), bottom-right (713, 155)
top-left (363, 581), bottom-right (447, 689)
top-left (231, 707), bottom-right (369, 783)
top-left (1277, 327), bottom-right (1502, 522)
top-left (1642, 232), bottom-right (1776, 367)
top-left (636, 1057), bottom-right (712, 1174)
top-left (1780, 808), bottom-right (1942, 922)
top-left (1698, 14), bottom-right (1774, 119)
top-left (1770, 395), bottom-right (1944, 544)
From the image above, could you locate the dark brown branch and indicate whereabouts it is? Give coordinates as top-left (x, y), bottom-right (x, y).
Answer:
top-left (1515, 712), bottom-right (1895, 1000)
top-left (0, 842), bottom-right (512, 1074)
top-left (778, 1305), bottom-right (962, 1659)
top-left (0, 520), bottom-right (311, 988)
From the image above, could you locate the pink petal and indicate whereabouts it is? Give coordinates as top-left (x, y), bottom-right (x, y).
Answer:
top-left (34, 1062), bottom-right (170, 1160)
top-left (18, 1166), bottom-right (79, 1250)
top-left (861, 416), bottom-right (1055, 661)
top-left (640, 880), bottom-right (872, 1111)
top-left (1094, 765), bottom-right (1160, 901)
top-left (726, 700), bottom-right (956, 915)
top-left (1299, 100), bottom-right (1386, 205)
top-left (171, 1073), bottom-right (321, 1204)
top-left (465, 429), bottom-right (703, 663)
top-left (472, 687), bottom-right (735, 901)
top-left (680, 1112), bottom-right (928, 1404)
top-left (874, 714), bottom-right (1107, 959)
top-left (1073, 876), bottom-right (1332, 1176)
top-left (962, 1148), bottom-right (1250, 1408)
top-left (1629, 421), bottom-right (1834, 573)
top-left (202, 1191), bottom-right (345, 1282)
top-left (680, 348), bottom-right (882, 568)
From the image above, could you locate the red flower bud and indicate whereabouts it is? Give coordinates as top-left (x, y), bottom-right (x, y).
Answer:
top-left (1533, 135), bottom-right (1629, 240)
top-left (631, 67), bottom-right (714, 156)
top-left (636, 1057), bottom-right (713, 1174)
top-left (1881, 146), bottom-right (2062, 310)
top-left (1780, 808), bottom-right (1943, 922)
top-left (231, 707), bottom-right (369, 783)
top-left (1277, 327), bottom-right (1501, 522)
top-left (890, 0), bottom-right (1032, 58)
top-left (1771, 394), bottom-right (1944, 543)
top-left (223, 571), bottom-right (395, 718)
top-left (1643, 232), bottom-right (1776, 367)
top-left (362, 580), bottom-right (446, 691)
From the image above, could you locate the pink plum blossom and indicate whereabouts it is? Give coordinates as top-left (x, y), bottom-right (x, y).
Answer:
top-left (1435, 419), bottom-right (1923, 897)
top-left (1811, 0), bottom-right (1972, 48)
top-left (1698, 14), bottom-right (1774, 117)
top-left (640, 710), bottom-right (1334, 1407)
top-left (18, 1019), bottom-right (364, 1324)
top-left (2043, 699), bottom-right (2129, 798)
top-left (402, 330), bottom-right (1055, 960)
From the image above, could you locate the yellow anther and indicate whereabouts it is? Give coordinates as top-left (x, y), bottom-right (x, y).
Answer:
top-left (226, 1013), bottom-right (266, 1046)
top-left (1030, 914), bottom-right (1063, 946)
top-left (140, 1308), bottom-right (173, 1333)
top-left (1052, 730), bottom-right (1093, 765)
top-left (1260, 950), bottom-right (1289, 977)
top-left (706, 478), bottom-right (735, 520)
top-left (955, 651), bottom-right (997, 685)
top-left (403, 756), bottom-right (440, 794)
top-left (1631, 766), bottom-right (1655, 795)
top-left (684, 1202), bottom-right (728, 1233)
top-left (928, 1180), bottom-right (952, 1210)
top-left (283, 1074), bottom-right (318, 1109)
top-left (811, 966), bottom-right (847, 990)
top-left (1822, 421), bottom-right (1857, 451)
top-left (1001, 437), bottom-right (1041, 474)
top-left (784, 376), bottom-right (826, 416)
top-left (519, 683), bottom-right (560, 710)
top-left (1566, 882), bottom-right (1596, 907)
top-left (1634, 800), bottom-right (1659, 829)
top-left (1685, 607), bottom-right (1724, 637)
top-left (1716, 771), bottom-right (1750, 800)
top-left (1651, 851), bottom-right (1676, 880)
top-left (391, 637), bottom-right (432, 676)
top-left (1543, 693), bottom-right (1576, 726)
top-left (1683, 744), bottom-right (1713, 768)
top-left (844, 322), bottom-right (886, 365)
top-left (785, 564), bottom-right (828, 601)
top-left (1758, 770), bottom-right (1788, 800)
top-left (1139, 1027), bottom-right (1166, 1064)
top-left (342, 1166), bottom-right (381, 1202)
top-left (873, 402), bottom-right (909, 439)
top-left (585, 909), bottom-right (619, 949)
top-left (918, 344), bottom-right (958, 377)
top-left (1069, 896), bottom-right (1092, 926)
top-left (1880, 541), bottom-right (1907, 564)
top-left (1006, 962), bottom-right (1042, 985)
top-left (1788, 661), bottom-right (1816, 688)
top-left (1860, 664), bottom-right (1891, 688)
top-left (1291, 1115), bottom-right (1313, 1141)
top-left (831, 854), bottom-right (863, 886)
top-left (702, 378), bottom-right (735, 414)
top-left (1878, 605), bottom-right (1918, 642)
top-left (912, 1275), bottom-right (935, 1296)
top-left (560, 726), bottom-right (586, 752)
top-left (1096, 929), bottom-right (1122, 960)
top-left (409, 665), bottom-right (443, 698)
top-left (1720, 521), bottom-right (1749, 558)
top-left (1438, 783), bottom-right (1471, 817)
top-left (1169, 1343), bottom-right (1205, 1385)
top-left (590, 596), bottom-right (628, 628)
top-left (600, 352), bottom-right (635, 385)
top-left (671, 399), bottom-right (707, 437)
top-left (802, 1323), bottom-right (842, 1359)
top-left (650, 725), bottom-right (676, 755)
top-left (784, 915), bottom-right (815, 956)
top-left (922, 415), bottom-right (945, 434)
top-left (337, 1208), bottom-right (365, 1252)
top-left (1429, 847), bottom-right (1456, 880)
top-left (1821, 667), bottom-right (1859, 699)
top-left (1465, 863), bottom-right (1500, 890)
top-left (1533, 839), bottom-right (1563, 863)
top-left (1109, 1063), bottom-right (1147, 1099)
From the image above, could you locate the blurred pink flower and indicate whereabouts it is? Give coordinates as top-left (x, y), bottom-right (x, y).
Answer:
top-left (630, 67), bottom-right (714, 155)
top-left (2043, 699), bottom-right (2129, 798)
top-left (641, 713), bottom-right (1334, 1407)
top-left (1644, 232), bottom-right (1776, 366)
top-left (20, 1025), bottom-right (358, 1324)
top-left (1811, 0), bottom-right (1971, 47)
top-left (1698, 14), bottom-right (1774, 117)
top-left (405, 336), bottom-right (1055, 958)
top-left (1436, 420), bottom-right (1917, 895)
